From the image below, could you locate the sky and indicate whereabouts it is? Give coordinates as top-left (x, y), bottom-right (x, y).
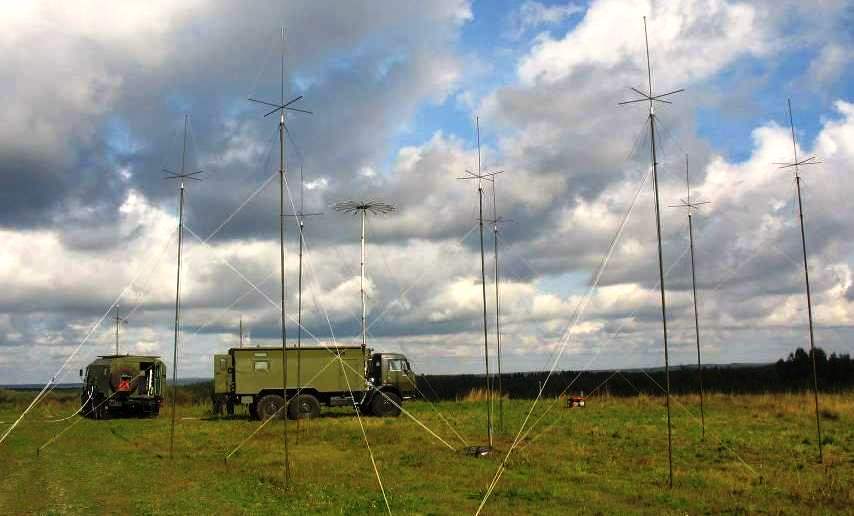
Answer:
top-left (1, 0), bottom-right (853, 384)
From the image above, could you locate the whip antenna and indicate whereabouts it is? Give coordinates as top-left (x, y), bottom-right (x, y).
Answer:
top-left (248, 26), bottom-right (313, 488)
top-left (162, 114), bottom-right (204, 459)
top-left (669, 155), bottom-right (710, 439)
top-left (457, 116), bottom-right (503, 453)
top-left (112, 305), bottom-right (129, 356)
top-left (285, 164), bottom-right (322, 441)
top-left (772, 98), bottom-right (823, 463)
top-left (334, 200), bottom-right (396, 376)
top-left (487, 167), bottom-right (511, 434)
top-left (619, 16), bottom-right (683, 488)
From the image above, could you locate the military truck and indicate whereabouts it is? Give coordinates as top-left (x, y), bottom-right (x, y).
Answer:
top-left (213, 346), bottom-right (416, 420)
top-left (79, 355), bottom-right (166, 418)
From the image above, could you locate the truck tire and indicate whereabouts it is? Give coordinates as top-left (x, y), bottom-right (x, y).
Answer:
top-left (371, 392), bottom-right (401, 417)
top-left (257, 394), bottom-right (286, 420)
top-left (288, 394), bottom-right (321, 420)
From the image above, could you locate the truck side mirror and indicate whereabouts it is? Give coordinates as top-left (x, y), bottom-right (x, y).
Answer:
top-left (79, 369), bottom-right (83, 378)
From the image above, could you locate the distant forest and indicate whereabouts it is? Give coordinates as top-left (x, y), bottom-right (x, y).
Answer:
top-left (417, 348), bottom-right (854, 400)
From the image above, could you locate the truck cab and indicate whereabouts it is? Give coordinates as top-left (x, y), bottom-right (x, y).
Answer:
top-left (365, 352), bottom-right (417, 416)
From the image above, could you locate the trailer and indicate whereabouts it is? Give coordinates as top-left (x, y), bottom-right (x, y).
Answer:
top-left (213, 346), bottom-right (416, 420)
top-left (79, 355), bottom-right (166, 418)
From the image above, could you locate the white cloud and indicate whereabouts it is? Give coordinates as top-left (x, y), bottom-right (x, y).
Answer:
top-left (507, 1), bottom-right (584, 40)
top-left (517, 0), bottom-right (767, 86)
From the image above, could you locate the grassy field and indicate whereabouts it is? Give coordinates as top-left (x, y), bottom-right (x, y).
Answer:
top-left (0, 389), bottom-right (852, 515)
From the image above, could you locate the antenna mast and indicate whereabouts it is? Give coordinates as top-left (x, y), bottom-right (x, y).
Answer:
top-left (285, 165), bottom-right (321, 440)
top-left (774, 99), bottom-right (823, 463)
top-left (670, 155), bottom-right (710, 439)
top-left (163, 114), bottom-right (204, 459)
top-left (619, 16), bottom-right (684, 487)
top-left (458, 117), bottom-right (503, 451)
top-left (487, 165), bottom-right (509, 433)
top-left (248, 27), bottom-right (312, 486)
top-left (334, 200), bottom-right (395, 371)
top-left (113, 305), bottom-right (128, 356)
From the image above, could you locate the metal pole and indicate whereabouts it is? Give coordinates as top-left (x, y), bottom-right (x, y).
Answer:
top-left (796, 174), bottom-right (823, 462)
top-left (491, 188), bottom-right (504, 433)
top-left (684, 155), bottom-right (705, 440)
top-left (475, 117), bottom-right (493, 448)
top-left (296, 217), bottom-right (303, 442)
top-left (279, 108), bottom-right (290, 485)
top-left (239, 317), bottom-right (243, 348)
top-left (115, 306), bottom-right (120, 356)
top-left (478, 185), bottom-right (492, 448)
top-left (643, 15), bottom-right (673, 487)
top-left (688, 212), bottom-right (704, 439)
top-left (787, 99), bottom-right (822, 463)
top-left (360, 209), bottom-right (367, 364)
top-left (169, 181), bottom-right (184, 459)
top-left (650, 112), bottom-right (673, 488)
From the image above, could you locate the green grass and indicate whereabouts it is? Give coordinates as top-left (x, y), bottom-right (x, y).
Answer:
top-left (1, 390), bottom-right (852, 514)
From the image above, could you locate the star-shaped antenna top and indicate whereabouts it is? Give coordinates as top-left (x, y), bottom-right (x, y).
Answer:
top-left (334, 200), bottom-right (396, 215)
top-left (669, 155), bottom-right (710, 214)
top-left (162, 114), bottom-right (204, 186)
top-left (618, 17), bottom-right (684, 113)
top-left (772, 98), bottom-right (822, 179)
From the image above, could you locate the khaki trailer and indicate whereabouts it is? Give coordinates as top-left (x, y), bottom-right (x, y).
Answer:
top-left (79, 355), bottom-right (166, 418)
top-left (212, 346), bottom-right (416, 420)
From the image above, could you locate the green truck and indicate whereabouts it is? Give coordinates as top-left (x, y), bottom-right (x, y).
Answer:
top-left (213, 346), bottom-right (416, 420)
top-left (79, 355), bottom-right (167, 418)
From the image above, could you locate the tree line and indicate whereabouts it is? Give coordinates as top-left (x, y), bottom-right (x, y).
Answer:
top-left (417, 347), bottom-right (854, 400)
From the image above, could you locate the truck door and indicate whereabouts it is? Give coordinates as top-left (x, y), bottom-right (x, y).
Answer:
top-left (214, 354), bottom-right (229, 395)
top-left (385, 358), bottom-right (404, 392)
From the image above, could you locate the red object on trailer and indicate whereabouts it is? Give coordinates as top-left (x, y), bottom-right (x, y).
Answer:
top-left (566, 395), bottom-right (586, 408)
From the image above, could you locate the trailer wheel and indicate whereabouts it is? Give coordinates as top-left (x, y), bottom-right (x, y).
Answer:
top-left (257, 394), bottom-right (286, 420)
top-left (288, 394), bottom-right (321, 420)
top-left (371, 392), bottom-right (401, 417)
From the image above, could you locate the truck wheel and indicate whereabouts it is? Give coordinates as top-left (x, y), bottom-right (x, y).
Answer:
top-left (288, 394), bottom-right (321, 420)
top-left (257, 394), bottom-right (286, 420)
top-left (371, 392), bottom-right (401, 417)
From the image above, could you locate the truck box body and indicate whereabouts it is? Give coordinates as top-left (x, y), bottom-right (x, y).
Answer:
top-left (232, 346), bottom-right (366, 397)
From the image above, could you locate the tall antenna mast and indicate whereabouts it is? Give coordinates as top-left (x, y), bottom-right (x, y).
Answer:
top-left (113, 305), bottom-right (128, 356)
top-left (163, 114), bottom-right (204, 459)
top-left (458, 117), bottom-right (503, 451)
top-left (487, 166), bottom-right (509, 433)
top-left (334, 200), bottom-right (395, 370)
top-left (774, 99), bottom-right (823, 463)
top-left (248, 27), bottom-right (312, 487)
top-left (670, 155), bottom-right (709, 439)
top-left (619, 16), bottom-right (684, 487)
top-left (285, 165), bottom-right (321, 440)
